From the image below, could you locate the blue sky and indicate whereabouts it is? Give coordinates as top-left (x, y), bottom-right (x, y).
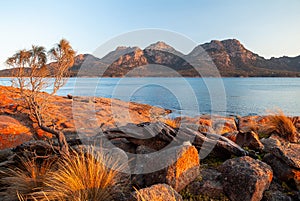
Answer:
top-left (0, 0), bottom-right (300, 69)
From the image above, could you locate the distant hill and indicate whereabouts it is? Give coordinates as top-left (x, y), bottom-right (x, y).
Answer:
top-left (1, 39), bottom-right (300, 77)
top-left (188, 39), bottom-right (300, 76)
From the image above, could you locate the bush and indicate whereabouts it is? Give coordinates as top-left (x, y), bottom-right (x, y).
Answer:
top-left (163, 118), bottom-right (181, 129)
top-left (1, 146), bottom-right (127, 201)
top-left (263, 112), bottom-right (299, 143)
top-left (1, 156), bottom-right (56, 201)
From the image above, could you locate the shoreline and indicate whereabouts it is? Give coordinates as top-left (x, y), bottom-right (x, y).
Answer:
top-left (2, 77), bottom-right (300, 117)
top-left (1, 76), bottom-right (300, 78)
top-left (1, 83), bottom-right (300, 117)
top-left (0, 85), bottom-right (300, 200)
top-left (1, 85), bottom-right (300, 149)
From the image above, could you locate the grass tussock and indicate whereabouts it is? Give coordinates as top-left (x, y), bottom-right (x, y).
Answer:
top-left (39, 146), bottom-right (126, 201)
top-left (163, 118), bottom-right (181, 129)
top-left (134, 187), bottom-right (148, 201)
top-left (134, 186), bottom-right (178, 201)
top-left (1, 157), bottom-right (56, 201)
top-left (2, 146), bottom-right (128, 201)
top-left (263, 112), bottom-right (299, 143)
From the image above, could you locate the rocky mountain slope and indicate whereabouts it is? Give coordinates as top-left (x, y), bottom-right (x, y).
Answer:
top-left (189, 39), bottom-right (300, 76)
top-left (1, 39), bottom-right (300, 77)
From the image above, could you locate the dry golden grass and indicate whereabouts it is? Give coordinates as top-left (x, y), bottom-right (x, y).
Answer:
top-left (134, 187), bottom-right (148, 201)
top-left (17, 192), bottom-right (49, 201)
top-left (1, 157), bottom-right (55, 201)
top-left (163, 118), bottom-right (181, 129)
top-left (1, 146), bottom-right (127, 201)
top-left (133, 185), bottom-right (178, 201)
top-left (38, 146), bottom-right (127, 201)
top-left (263, 112), bottom-right (299, 143)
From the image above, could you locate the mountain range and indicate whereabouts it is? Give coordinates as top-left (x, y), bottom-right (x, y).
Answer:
top-left (1, 39), bottom-right (300, 77)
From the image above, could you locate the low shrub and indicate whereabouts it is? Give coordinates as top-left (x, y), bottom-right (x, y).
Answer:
top-left (263, 112), bottom-right (299, 143)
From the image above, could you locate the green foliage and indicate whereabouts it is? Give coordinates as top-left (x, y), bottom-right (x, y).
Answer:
top-left (258, 132), bottom-right (271, 139)
top-left (201, 156), bottom-right (225, 168)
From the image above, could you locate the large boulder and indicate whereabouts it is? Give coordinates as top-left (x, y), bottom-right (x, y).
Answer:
top-left (292, 116), bottom-right (300, 131)
top-left (263, 153), bottom-right (300, 191)
top-left (0, 148), bottom-right (13, 163)
top-left (219, 156), bottom-right (273, 201)
top-left (238, 116), bottom-right (269, 133)
top-left (135, 145), bottom-right (200, 192)
top-left (186, 168), bottom-right (224, 199)
top-left (131, 184), bottom-right (183, 201)
top-left (236, 131), bottom-right (264, 151)
top-left (0, 115), bottom-right (32, 149)
top-left (270, 143), bottom-right (300, 169)
top-left (179, 115), bottom-right (237, 134)
top-left (106, 122), bottom-right (178, 150)
top-left (261, 134), bottom-right (300, 169)
top-left (105, 122), bottom-right (248, 159)
top-left (261, 134), bottom-right (300, 190)
top-left (262, 176), bottom-right (298, 201)
top-left (132, 145), bottom-right (156, 187)
top-left (261, 135), bottom-right (283, 153)
top-left (110, 138), bottom-right (137, 154)
top-left (263, 190), bottom-right (292, 201)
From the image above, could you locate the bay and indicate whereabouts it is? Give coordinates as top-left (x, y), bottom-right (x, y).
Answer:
top-left (1, 77), bottom-right (300, 117)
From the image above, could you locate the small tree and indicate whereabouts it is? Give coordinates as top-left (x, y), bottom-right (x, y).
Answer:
top-left (6, 39), bottom-right (75, 155)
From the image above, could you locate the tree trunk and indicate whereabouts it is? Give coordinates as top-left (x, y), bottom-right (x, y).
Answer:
top-left (40, 124), bottom-right (70, 156)
top-left (32, 103), bottom-right (69, 156)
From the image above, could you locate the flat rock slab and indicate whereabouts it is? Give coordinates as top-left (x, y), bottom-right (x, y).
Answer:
top-left (0, 115), bottom-right (32, 149)
top-left (179, 115), bottom-right (237, 134)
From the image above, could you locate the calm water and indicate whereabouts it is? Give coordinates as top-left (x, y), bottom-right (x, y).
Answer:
top-left (1, 77), bottom-right (300, 116)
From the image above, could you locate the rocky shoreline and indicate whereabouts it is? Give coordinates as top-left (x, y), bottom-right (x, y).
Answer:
top-left (0, 85), bottom-right (299, 201)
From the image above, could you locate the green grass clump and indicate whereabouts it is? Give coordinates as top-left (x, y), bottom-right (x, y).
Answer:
top-left (201, 156), bottom-right (225, 168)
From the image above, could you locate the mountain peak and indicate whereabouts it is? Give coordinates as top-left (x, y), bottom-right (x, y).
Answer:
top-left (115, 46), bottom-right (128, 51)
top-left (221, 39), bottom-right (245, 51)
top-left (146, 41), bottom-right (183, 56)
top-left (132, 48), bottom-right (144, 56)
top-left (205, 39), bottom-right (242, 46)
top-left (199, 39), bottom-right (246, 53)
top-left (222, 38), bottom-right (241, 44)
top-left (2, 38), bottom-right (299, 77)
top-left (101, 46), bottom-right (139, 64)
top-left (146, 41), bottom-right (173, 50)
top-left (74, 54), bottom-right (99, 62)
top-left (115, 46), bottom-right (138, 51)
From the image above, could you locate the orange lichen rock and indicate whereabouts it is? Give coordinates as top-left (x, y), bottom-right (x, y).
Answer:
top-left (0, 115), bottom-right (32, 149)
top-left (141, 145), bottom-right (200, 192)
